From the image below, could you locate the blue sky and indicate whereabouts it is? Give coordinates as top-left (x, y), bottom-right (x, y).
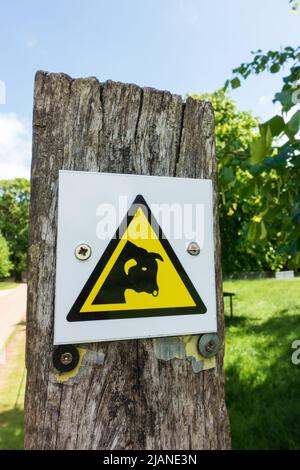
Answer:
top-left (0, 0), bottom-right (299, 178)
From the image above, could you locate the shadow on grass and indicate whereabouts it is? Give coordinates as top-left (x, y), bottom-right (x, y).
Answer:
top-left (0, 407), bottom-right (24, 450)
top-left (225, 316), bottom-right (250, 327)
top-left (226, 312), bottom-right (300, 449)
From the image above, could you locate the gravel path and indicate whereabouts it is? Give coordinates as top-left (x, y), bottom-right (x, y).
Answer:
top-left (0, 284), bottom-right (27, 349)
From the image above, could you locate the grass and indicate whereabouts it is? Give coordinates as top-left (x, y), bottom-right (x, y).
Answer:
top-left (0, 281), bottom-right (18, 291)
top-left (0, 278), bottom-right (299, 449)
top-left (0, 323), bottom-right (26, 450)
top-left (223, 278), bottom-right (300, 450)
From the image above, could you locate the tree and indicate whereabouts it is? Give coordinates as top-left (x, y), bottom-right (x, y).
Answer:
top-left (0, 178), bottom-right (30, 279)
top-left (225, 5), bottom-right (300, 270)
top-left (191, 91), bottom-right (285, 273)
top-left (0, 233), bottom-right (12, 278)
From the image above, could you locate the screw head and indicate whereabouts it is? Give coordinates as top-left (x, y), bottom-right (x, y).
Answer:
top-left (60, 352), bottom-right (73, 365)
top-left (52, 345), bottom-right (80, 373)
top-left (75, 243), bottom-right (91, 261)
top-left (198, 333), bottom-right (220, 358)
top-left (187, 241), bottom-right (200, 256)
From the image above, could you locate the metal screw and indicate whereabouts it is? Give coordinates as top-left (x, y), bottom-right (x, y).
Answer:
top-left (198, 333), bottom-right (220, 358)
top-left (75, 243), bottom-right (91, 261)
top-left (53, 345), bottom-right (80, 373)
top-left (187, 241), bottom-right (200, 256)
top-left (206, 340), bottom-right (216, 353)
top-left (60, 352), bottom-right (73, 366)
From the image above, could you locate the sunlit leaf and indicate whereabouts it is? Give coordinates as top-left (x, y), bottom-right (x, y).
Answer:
top-left (261, 115), bottom-right (285, 137)
top-left (287, 110), bottom-right (300, 136)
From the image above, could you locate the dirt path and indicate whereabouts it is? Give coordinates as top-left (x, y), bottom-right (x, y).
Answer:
top-left (0, 284), bottom-right (27, 349)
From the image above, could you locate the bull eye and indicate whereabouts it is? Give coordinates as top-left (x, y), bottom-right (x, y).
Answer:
top-left (141, 266), bottom-right (147, 271)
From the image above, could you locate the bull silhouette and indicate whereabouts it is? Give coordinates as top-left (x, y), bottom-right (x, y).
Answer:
top-left (93, 241), bottom-right (163, 304)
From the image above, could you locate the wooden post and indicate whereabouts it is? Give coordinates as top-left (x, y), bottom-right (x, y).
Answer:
top-left (25, 71), bottom-right (231, 450)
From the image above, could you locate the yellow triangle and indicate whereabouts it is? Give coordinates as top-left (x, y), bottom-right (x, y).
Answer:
top-left (80, 208), bottom-right (196, 313)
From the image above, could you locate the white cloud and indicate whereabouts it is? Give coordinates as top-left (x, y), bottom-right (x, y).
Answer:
top-left (259, 95), bottom-right (272, 105)
top-left (258, 95), bottom-right (282, 113)
top-left (0, 113), bottom-right (31, 180)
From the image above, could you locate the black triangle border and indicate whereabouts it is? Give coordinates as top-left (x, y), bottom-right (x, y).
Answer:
top-left (67, 194), bottom-right (207, 322)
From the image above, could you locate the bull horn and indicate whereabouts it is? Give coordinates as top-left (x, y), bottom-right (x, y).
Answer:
top-left (151, 253), bottom-right (163, 262)
top-left (124, 258), bottom-right (137, 275)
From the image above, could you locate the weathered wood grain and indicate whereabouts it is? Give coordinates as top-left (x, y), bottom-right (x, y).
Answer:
top-left (25, 71), bottom-right (231, 450)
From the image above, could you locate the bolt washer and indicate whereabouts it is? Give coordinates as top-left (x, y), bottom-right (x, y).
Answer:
top-left (52, 345), bottom-right (80, 372)
top-left (198, 333), bottom-right (220, 358)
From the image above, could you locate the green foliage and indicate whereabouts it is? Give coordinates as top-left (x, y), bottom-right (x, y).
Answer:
top-left (0, 234), bottom-right (12, 278)
top-left (191, 91), bottom-right (286, 273)
top-left (0, 179), bottom-right (30, 279)
top-left (224, 278), bottom-right (300, 450)
top-left (226, 37), bottom-right (300, 270)
top-left (250, 125), bottom-right (272, 164)
top-left (225, 47), bottom-right (300, 93)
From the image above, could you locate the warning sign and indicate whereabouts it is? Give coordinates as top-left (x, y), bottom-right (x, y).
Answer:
top-left (67, 195), bottom-right (207, 322)
top-left (54, 171), bottom-right (217, 344)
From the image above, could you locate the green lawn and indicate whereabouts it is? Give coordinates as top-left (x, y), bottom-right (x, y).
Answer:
top-left (224, 278), bottom-right (300, 449)
top-left (0, 281), bottom-right (18, 291)
top-left (0, 278), bottom-right (299, 449)
top-left (0, 324), bottom-right (26, 450)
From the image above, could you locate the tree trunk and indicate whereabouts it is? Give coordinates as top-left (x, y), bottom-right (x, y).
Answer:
top-left (24, 71), bottom-right (231, 450)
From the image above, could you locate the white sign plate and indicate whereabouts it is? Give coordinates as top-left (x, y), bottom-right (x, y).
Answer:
top-left (54, 170), bottom-right (217, 344)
